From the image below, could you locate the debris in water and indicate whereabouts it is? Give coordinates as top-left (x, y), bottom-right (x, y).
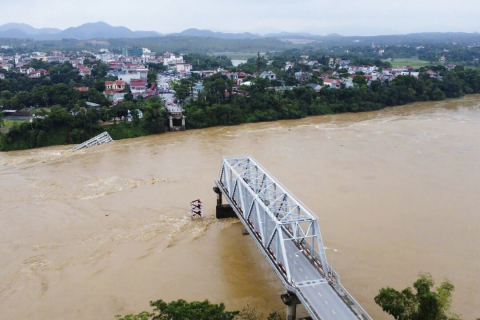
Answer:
top-left (190, 199), bottom-right (204, 220)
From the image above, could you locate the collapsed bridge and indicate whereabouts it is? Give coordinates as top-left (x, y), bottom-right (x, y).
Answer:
top-left (214, 156), bottom-right (371, 320)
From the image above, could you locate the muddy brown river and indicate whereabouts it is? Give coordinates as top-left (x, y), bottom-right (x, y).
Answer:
top-left (1, 96), bottom-right (479, 319)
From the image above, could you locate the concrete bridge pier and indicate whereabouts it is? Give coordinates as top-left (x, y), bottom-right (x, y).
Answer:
top-left (281, 292), bottom-right (301, 320)
top-left (213, 186), bottom-right (236, 219)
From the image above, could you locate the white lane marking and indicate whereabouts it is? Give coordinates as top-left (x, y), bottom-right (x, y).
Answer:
top-left (294, 261), bottom-right (297, 265)
top-left (325, 300), bottom-right (329, 305)
top-left (289, 255), bottom-right (292, 258)
top-left (305, 275), bottom-right (308, 279)
top-left (318, 293), bottom-right (322, 297)
top-left (332, 310), bottom-right (336, 314)
top-left (312, 285), bottom-right (316, 288)
top-left (299, 268), bottom-right (303, 272)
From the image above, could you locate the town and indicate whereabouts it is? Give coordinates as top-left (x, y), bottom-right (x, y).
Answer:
top-left (0, 41), bottom-right (478, 150)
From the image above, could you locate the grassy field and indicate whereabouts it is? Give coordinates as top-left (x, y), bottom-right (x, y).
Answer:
top-left (210, 52), bottom-right (260, 59)
top-left (383, 58), bottom-right (431, 69)
top-left (1, 119), bottom-right (29, 133)
top-left (3, 120), bottom-right (29, 126)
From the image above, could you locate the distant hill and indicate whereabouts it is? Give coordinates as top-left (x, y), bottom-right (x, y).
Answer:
top-left (0, 23), bottom-right (60, 35)
top-left (324, 33), bottom-right (343, 37)
top-left (57, 22), bottom-right (162, 40)
top-left (0, 22), bottom-right (480, 45)
top-left (0, 22), bottom-right (162, 40)
top-left (0, 28), bottom-right (31, 39)
top-left (170, 28), bottom-right (260, 39)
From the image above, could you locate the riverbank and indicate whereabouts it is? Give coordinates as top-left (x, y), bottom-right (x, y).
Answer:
top-left (1, 77), bottom-right (479, 152)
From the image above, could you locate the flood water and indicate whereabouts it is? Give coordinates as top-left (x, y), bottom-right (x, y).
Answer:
top-left (1, 95), bottom-right (479, 319)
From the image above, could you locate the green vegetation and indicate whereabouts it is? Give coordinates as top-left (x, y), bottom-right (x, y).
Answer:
top-left (0, 59), bottom-right (110, 111)
top-left (174, 65), bottom-right (480, 130)
top-left (210, 52), bottom-right (259, 60)
top-left (374, 272), bottom-right (463, 320)
top-left (2, 119), bottom-right (29, 127)
top-left (383, 58), bottom-right (431, 68)
top-left (185, 53), bottom-right (233, 70)
top-left (115, 299), bottom-right (284, 320)
top-left (0, 98), bottom-right (168, 151)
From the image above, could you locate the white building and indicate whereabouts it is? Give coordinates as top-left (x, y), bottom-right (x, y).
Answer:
top-left (117, 72), bottom-right (142, 85)
top-left (176, 62), bottom-right (192, 73)
top-left (260, 71), bottom-right (276, 80)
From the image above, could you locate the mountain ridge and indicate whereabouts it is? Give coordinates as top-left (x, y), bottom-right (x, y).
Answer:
top-left (0, 22), bottom-right (479, 43)
top-left (0, 22), bottom-right (163, 40)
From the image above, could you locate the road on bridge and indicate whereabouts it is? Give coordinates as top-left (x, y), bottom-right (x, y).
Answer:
top-left (284, 239), bottom-right (358, 319)
top-left (263, 216), bottom-right (358, 319)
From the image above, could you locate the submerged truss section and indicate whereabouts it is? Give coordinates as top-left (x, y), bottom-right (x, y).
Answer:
top-left (72, 132), bottom-right (113, 152)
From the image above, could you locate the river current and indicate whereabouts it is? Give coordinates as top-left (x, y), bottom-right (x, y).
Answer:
top-left (1, 96), bottom-right (479, 319)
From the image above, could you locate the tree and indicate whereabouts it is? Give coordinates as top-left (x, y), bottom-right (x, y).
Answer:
top-left (141, 98), bottom-right (168, 134)
top-left (352, 75), bottom-right (368, 89)
top-left (116, 299), bottom-right (240, 320)
top-left (147, 70), bottom-right (157, 88)
top-left (238, 304), bottom-right (263, 320)
top-left (94, 80), bottom-right (106, 92)
top-left (374, 272), bottom-right (462, 320)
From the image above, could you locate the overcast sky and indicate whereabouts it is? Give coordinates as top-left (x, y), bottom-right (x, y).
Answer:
top-left (2, 0), bottom-right (480, 36)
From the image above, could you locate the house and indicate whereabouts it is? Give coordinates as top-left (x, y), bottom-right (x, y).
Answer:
top-left (176, 62), bottom-right (192, 73)
top-left (200, 70), bottom-right (215, 78)
top-left (104, 92), bottom-right (126, 103)
top-left (260, 71), bottom-right (276, 81)
top-left (343, 78), bottom-right (355, 89)
top-left (74, 87), bottom-right (89, 91)
top-left (0, 73), bottom-right (4, 80)
top-left (192, 85), bottom-right (204, 98)
top-left (111, 72), bottom-right (142, 85)
top-left (20, 66), bottom-right (35, 74)
top-left (285, 62), bottom-right (294, 70)
top-left (295, 71), bottom-right (311, 83)
top-left (439, 56), bottom-right (446, 63)
top-left (322, 79), bottom-right (339, 89)
top-left (78, 65), bottom-right (91, 77)
top-left (127, 109), bottom-right (143, 121)
top-left (328, 57), bottom-right (335, 68)
top-left (162, 52), bottom-right (184, 67)
top-left (105, 80), bottom-right (126, 91)
top-left (231, 89), bottom-right (248, 97)
top-left (28, 68), bottom-right (49, 79)
top-left (325, 70), bottom-right (339, 78)
top-left (305, 83), bottom-right (322, 93)
top-left (86, 102), bottom-right (101, 108)
top-left (130, 79), bottom-right (147, 93)
top-left (446, 64), bottom-right (456, 71)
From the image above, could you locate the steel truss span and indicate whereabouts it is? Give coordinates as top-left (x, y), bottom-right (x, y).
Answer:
top-left (215, 156), bottom-right (371, 320)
